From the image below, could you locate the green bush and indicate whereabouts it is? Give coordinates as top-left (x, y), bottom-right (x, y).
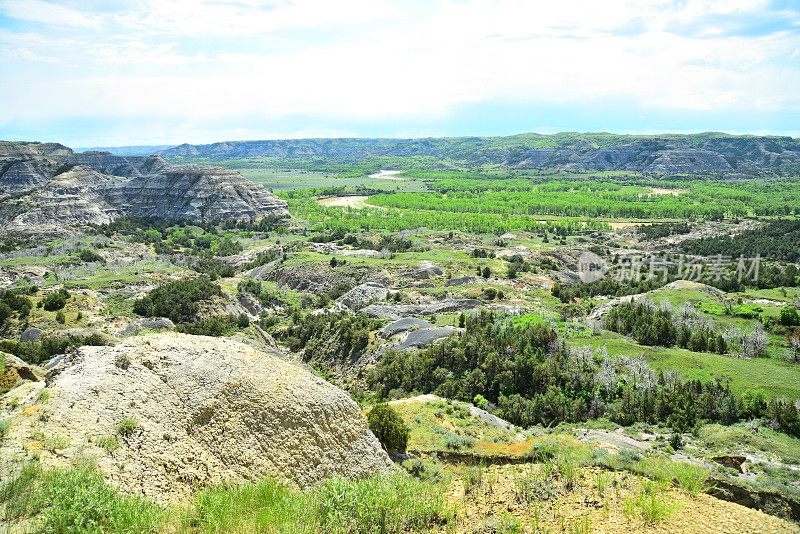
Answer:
top-left (0, 333), bottom-right (108, 365)
top-left (367, 403), bottom-right (410, 454)
top-left (176, 315), bottom-right (238, 337)
top-left (133, 277), bottom-right (221, 323)
top-left (78, 249), bottom-right (104, 263)
top-left (41, 289), bottom-right (70, 312)
top-left (115, 417), bottom-right (138, 437)
top-left (780, 306), bottom-right (800, 327)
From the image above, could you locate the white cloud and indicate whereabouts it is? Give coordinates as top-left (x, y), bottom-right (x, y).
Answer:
top-left (0, 0), bottom-right (105, 28)
top-left (0, 0), bottom-right (798, 141)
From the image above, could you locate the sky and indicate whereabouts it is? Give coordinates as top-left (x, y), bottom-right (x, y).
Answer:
top-left (0, 0), bottom-right (799, 147)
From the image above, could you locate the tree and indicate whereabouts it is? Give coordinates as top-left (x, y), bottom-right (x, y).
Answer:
top-left (0, 301), bottom-right (11, 327)
top-left (789, 328), bottom-right (800, 364)
top-left (507, 263), bottom-right (518, 279)
top-left (41, 289), bottom-right (70, 312)
top-left (367, 403), bottom-right (409, 454)
top-left (780, 306), bottom-right (800, 327)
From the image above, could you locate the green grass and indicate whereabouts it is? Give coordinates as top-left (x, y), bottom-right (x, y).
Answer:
top-left (697, 423), bottom-right (800, 465)
top-left (1, 463), bottom-right (452, 534)
top-left (389, 398), bottom-right (536, 457)
top-left (0, 463), bottom-right (164, 533)
top-left (623, 479), bottom-right (680, 525)
top-left (115, 417), bottom-right (138, 436)
top-left (576, 333), bottom-right (800, 400)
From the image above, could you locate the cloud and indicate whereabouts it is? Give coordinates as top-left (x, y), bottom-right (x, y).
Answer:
top-left (0, 0), bottom-right (105, 28)
top-left (0, 0), bottom-right (799, 144)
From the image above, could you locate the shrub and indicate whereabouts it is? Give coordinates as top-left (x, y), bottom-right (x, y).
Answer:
top-left (669, 463), bottom-right (712, 496)
top-left (133, 277), bottom-right (221, 323)
top-left (461, 464), bottom-right (483, 495)
top-left (316, 474), bottom-right (450, 533)
top-left (780, 306), bottom-right (800, 327)
top-left (43, 435), bottom-right (70, 453)
top-left (55, 310), bottom-right (66, 324)
top-left (94, 435), bottom-right (120, 453)
top-left (0, 301), bottom-right (11, 327)
top-left (41, 289), bottom-right (70, 312)
top-left (367, 403), bottom-right (410, 454)
top-left (443, 432), bottom-right (476, 450)
top-left (0, 419), bottom-right (9, 439)
top-left (176, 315), bottom-right (238, 336)
top-left (0, 333), bottom-right (109, 365)
top-left (78, 249), bottom-right (104, 263)
top-left (115, 417), bottom-right (138, 437)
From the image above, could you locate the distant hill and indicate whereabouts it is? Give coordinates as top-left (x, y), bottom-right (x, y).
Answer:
top-left (76, 145), bottom-right (175, 156)
top-left (158, 132), bottom-right (800, 174)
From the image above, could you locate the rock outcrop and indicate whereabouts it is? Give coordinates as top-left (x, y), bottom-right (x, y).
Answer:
top-left (0, 334), bottom-right (393, 503)
top-left (0, 142), bottom-right (288, 231)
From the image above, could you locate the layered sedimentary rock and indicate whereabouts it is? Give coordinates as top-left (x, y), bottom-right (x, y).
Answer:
top-left (0, 142), bottom-right (288, 231)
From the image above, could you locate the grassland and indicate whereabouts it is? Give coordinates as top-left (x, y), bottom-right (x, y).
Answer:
top-left (576, 333), bottom-right (800, 400)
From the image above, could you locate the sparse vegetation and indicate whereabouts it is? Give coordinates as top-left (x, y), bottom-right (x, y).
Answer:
top-left (623, 479), bottom-right (680, 525)
top-left (115, 417), bottom-right (139, 437)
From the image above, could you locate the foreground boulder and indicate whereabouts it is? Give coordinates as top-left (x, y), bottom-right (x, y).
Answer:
top-left (1, 334), bottom-right (393, 503)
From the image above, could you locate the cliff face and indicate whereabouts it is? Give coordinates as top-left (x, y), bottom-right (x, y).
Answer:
top-left (108, 165), bottom-right (289, 221)
top-left (0, 141), bottom-right (74, 194)
top-left (0, 142), bottom-right (289, 231)
top-left (158, 133), bottom-right (800, 174)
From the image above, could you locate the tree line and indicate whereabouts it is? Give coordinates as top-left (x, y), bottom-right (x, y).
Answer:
top-left (368, 311), bottom-right (800, 437)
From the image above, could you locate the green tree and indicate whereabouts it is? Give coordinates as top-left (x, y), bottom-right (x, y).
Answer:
top-left (780, 306), bottom-right (800, 327)
top-left (41, 289), bottom-right (70, 312)
top-left (367, 403), bottom-right (409, 454)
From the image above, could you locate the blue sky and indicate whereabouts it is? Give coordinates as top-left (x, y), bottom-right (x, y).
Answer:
top-left (1, 0), bottom-right (799, 146)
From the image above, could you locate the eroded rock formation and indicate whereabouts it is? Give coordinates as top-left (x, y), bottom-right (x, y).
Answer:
top-left (0, 142), bottom-right (288, 231)
top-left (1, 334), bottom-right (393, 503)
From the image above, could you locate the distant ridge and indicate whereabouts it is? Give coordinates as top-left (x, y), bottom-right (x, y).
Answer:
top-left (76, 145), bottom-right (176, 156)
top-left (157, 132), bottom-right (800, 174)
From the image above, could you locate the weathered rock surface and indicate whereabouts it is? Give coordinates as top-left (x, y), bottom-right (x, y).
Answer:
top-left (379, 317), bottom-right (433, 338)
top-left (363, 298), bottom-right (483, 320)
top-left (0, 334), bottom-right (393, 503)
top-left (337, 281), bottom-right (390, 310)
top-left (0, 142), bottom-right (289, 231)
top-left (396, 326), bottom-right (460, 350)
